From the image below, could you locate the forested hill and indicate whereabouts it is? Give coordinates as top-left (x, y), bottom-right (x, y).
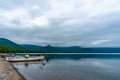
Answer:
top-left (0, 38), bottom-right (25, 52)
top-left (1, 38), bottom-right (120, 53)
top-left (21, 44), bottom-right (120, 53)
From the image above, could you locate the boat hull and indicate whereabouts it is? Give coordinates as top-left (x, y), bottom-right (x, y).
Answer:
top-left (6, 56), bottom-right (45, 62)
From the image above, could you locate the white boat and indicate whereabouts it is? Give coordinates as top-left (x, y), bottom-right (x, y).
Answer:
top-left (6, 56), bottom-right (45, 62)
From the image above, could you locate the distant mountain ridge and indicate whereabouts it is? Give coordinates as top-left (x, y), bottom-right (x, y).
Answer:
top-left (21, 44), bottom-right (85, 53)
top-left (1, 38), bottom-right (120, 53)
top-left (21, 44), bottom-right (120, 53)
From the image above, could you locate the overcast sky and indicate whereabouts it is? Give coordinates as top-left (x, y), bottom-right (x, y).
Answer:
top-left (0, 0), bottom-right (120, 47)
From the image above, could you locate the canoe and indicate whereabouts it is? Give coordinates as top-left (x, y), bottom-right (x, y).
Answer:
top-left (6, 56), bottom-right (45, 62)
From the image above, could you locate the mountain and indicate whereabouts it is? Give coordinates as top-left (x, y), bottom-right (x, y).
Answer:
top-left (87, 47), bottom-right (120, 53)
top-left (21, 44), bottom-right (58, 52)
top-left (21, 44), bottom-right (120, 53)
top-left (20, 44), bottom-right (94, 53)
top-left (44, 45), bottom-right (84, 53)
top-left (21, 44), bottom-right (84, 53)
top-left (0, 38), bottom-right (24, 50)
top-left (1, 38), bottom-right (120, 53)
top-left (21, 44), bottom-right (43, 51)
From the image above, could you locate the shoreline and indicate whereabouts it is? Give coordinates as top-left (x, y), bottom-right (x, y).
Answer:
top-left (0, 58), bottom-right (26, 80)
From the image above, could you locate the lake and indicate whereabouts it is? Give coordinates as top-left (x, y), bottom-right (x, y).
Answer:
top-left (13, 53), bottom-right (120, 80)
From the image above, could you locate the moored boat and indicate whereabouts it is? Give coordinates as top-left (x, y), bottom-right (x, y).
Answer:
top-left (6, 56), bottom-right (45, 62)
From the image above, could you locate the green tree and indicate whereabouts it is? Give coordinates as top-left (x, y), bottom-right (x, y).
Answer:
top-left (0, 46), bottom-right (10, 53)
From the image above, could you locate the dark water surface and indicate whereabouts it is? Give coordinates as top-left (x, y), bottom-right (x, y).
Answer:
top-left (13, 53), bottom-right (120, 80)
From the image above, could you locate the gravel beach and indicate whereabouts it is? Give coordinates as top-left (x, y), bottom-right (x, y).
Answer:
top-left (0, 58), bottom-right (25, 80)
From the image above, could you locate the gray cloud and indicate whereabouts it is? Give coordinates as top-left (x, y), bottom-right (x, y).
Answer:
top-left (0, 0), bottom-right (120, 47)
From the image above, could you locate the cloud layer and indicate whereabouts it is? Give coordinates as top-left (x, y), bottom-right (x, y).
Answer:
top-left (0, 0), bottom-right (120, 47)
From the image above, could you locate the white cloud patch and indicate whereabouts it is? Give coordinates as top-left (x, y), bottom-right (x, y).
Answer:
top-left (0, 7), bottom-right (49, 28)
top-left (31, 5), bottom-right (40, 10)
top-left (91, 40), bottom-right (111, 46)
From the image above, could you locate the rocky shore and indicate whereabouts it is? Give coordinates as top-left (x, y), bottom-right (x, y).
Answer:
top-left (0, 58), bottom-right (25, 80)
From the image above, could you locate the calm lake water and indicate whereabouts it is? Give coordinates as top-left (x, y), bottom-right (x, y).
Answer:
top-left (13, 53), bottom-right (120, 80)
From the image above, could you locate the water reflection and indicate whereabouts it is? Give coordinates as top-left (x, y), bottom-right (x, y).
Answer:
top-left (13, 54), bottom-right (120, 80)
top-left (44, 54), bottom-right (120, 61)
top-left (24, 62), bottom-right (29, 67)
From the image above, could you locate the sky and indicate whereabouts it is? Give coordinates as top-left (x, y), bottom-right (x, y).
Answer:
top-left (0, 0), bottom-right (120, 47)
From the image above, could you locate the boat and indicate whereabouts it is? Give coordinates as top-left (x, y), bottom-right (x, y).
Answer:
top-left (0, 53), bottom-right (7, 58)
top-left (6, 56), bottom-right (45, 62)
